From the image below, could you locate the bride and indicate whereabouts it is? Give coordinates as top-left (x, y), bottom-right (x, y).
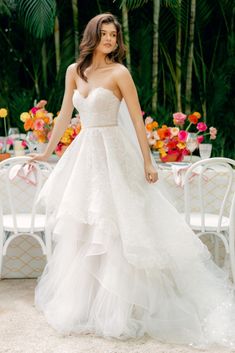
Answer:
top-left (31, 13), bottom-right (235, 348)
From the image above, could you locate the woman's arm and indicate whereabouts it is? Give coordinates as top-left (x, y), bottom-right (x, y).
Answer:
top-left (30, 64), bottom-right (77, 161)
top-left (115, 66), bottom-right (158, 184)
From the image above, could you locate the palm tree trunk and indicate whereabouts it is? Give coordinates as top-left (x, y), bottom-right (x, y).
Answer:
top-left (41, 42), bottom-right (47, 90)
top-left (175, 0), bottom-right (182, 112)
top-left (71, 0), bottom-right (79, 60)
top-left (121, 1), bottom-right (131, 71)
top-left (152, 0), bottom-right (160, 113)
top-left (54, 16), bottom-right (60, 73)
top-left (185, 0), bottom-right (196, 114)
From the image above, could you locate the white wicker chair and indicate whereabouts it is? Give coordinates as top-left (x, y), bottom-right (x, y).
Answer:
top-left (183, 157), bottom-right (235, 282)
top-left (0, 156), bottom-right (53, 278)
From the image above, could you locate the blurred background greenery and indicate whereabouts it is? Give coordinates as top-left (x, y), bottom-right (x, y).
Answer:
top-left (0, 0), bottom-right (234, 157)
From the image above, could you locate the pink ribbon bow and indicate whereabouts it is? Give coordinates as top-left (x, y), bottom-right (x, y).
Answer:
top-left (9, 163), bottom-right (37, 186)
top-left (172, 165), bottom-right (208, 187)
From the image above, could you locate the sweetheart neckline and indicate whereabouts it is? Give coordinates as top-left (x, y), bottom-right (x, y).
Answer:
top-left (74, 87), bottom-right (121, 103)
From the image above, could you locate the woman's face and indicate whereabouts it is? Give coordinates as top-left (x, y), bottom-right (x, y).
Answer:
top-left (95, 23), bottom-right (117, 55)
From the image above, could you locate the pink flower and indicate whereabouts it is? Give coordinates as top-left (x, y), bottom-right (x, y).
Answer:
top-left (197, 135), bottom-right (204, 144)
top-left (36, 100), bottom-right (47, 109)
top-left (209, 127), bottom-right (217, 140)
top-left (31, 107), bottom-right (39, 115)
top-left (6, 137), bottom-right (14, 146)
top-left (173, 112), bottom-right (187, 126)
top-left (197, 122), bottom-right (207, 132)
top-left (21, 140), bottom-right (27, 148)
top-left (34, 118), bottom-right (45, 131)
top-left (145, 116), bottom-right (153, 125)
top-left (178, 130), bottom-right (188, 142)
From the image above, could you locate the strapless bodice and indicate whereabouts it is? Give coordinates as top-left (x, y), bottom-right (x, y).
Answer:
top-left (72, 87), bottom-right (121, 128)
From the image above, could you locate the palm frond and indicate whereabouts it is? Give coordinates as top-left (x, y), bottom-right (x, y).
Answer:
top-left (17, 0), bottom-right (56, 39)
top-left (119, 0), bottom-right (149, 10)
top-left (0, 0), bottom-right (17, 15)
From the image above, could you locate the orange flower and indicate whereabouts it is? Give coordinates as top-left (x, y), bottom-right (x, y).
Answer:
top-left (24, 119), bottom-right (34, 131)
top-left (188, 114), bottom-right (198, 124)
top-left (157, 127), bottom-right (169, 139)
top-left (152, 121), bottom-right (159, 129)
top-left (159, 148), bottom-right (167, 157)
top-left (156, 140), bottom-right (164, 149)
top-left (75, 126), bottom-right (81, 134)
top-left (193, 112), bottom-right (201, 119)
top-left (34, 130), bottom-right (46, 143)
top-left (146, 123), bottom-right (154, 131)
top-left (177, 142), bottom-right (186, 149)
top-left (43, 117), bottom-right (50, 124)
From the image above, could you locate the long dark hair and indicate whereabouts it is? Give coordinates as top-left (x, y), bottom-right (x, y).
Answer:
top-left (77, 13), bottom-right (126, 82)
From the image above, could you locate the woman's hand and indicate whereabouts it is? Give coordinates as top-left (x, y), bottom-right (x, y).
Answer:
top-left (28, 153), bottom-right (50, 162)
top-left (144, 162), bottom-right (158, 184)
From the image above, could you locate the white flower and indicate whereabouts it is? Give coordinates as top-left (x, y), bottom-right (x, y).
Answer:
top-left (170, 127), bottom-right (179, 137)
top-left (145, 116), bottom-right (153, 125)
top-left (153, 130), bottom-right (160, 140)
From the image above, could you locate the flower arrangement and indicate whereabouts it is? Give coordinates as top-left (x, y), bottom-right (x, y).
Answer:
top-left (0, 108), bottom-right (11, 160)
top-left (55, 115), bottom-right (81, 157)
top-left (0, 108), bottom-right (8, 137)
top-left (145, 112), bottom-right (217, 162)
top-left (20, 100), bottom-right (54, 143)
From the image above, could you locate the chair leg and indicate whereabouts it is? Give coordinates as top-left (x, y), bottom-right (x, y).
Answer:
top-left (214, 236), bottom-right (220, 265)
top-left (45, 228), bottom-right (52, 262)
top-left (0, 230), bottom-right (4, 279)
top-left (228, 230), bottom-right (235, 283)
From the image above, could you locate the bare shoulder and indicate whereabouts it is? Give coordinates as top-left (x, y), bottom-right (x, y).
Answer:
top-left (66, 63), bottom-right (78, 74)
top-left (112, 63), bottom-right (130, 78)
top-left (112, 64), bottom-right (134, 90)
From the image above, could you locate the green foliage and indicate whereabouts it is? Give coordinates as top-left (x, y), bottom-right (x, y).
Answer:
top-left (17, 0), bottom-right (57, 39)
top-left (0, 0), bottom-right (234, 157)
top-left (0, 0), bottom-right (16, 15)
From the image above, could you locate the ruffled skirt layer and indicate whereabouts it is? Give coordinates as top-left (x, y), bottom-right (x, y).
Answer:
top-left (35, 126), bottom-right (235, 347)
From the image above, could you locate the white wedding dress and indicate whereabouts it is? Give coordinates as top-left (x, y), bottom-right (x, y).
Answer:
top-left (35, 87), bottom-right (235, 348)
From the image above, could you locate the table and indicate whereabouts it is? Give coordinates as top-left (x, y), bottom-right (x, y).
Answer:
top-left (1, 160), bottom-right (235, 278)
top-left (157, 164), bottom-right (235, 215)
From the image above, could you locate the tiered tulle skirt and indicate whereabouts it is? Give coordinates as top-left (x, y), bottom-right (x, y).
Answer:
top-left (35, 126), bottom-right (235, 347)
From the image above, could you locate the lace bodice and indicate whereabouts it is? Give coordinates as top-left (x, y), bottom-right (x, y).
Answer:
top-left (73, 87), bottom-right (121, 128)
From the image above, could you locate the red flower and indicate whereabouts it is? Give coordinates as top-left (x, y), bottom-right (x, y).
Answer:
top-left (188, 114), bottom-right (199, 124)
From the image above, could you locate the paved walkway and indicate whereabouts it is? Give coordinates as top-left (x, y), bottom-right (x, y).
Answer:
top-left (0, 279), bottom-right (233, 353)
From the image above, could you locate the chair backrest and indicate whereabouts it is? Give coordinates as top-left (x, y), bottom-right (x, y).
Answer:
top-left (184, 157), bottom-right (235, 232)
top-left (0, 156), bottom-right (52, 234)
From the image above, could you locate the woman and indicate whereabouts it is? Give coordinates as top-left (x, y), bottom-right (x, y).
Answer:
top-left (32, 13), bottom-right (235, 347)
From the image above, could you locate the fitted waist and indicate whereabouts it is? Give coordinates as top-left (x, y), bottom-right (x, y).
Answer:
top-left (81, 123), bottom-right (118, 129)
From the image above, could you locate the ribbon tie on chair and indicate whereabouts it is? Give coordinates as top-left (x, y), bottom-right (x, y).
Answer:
top-left (9, 163), bottom-right (37, 185)
top-left (171, 165), bottom-right (209, 187)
